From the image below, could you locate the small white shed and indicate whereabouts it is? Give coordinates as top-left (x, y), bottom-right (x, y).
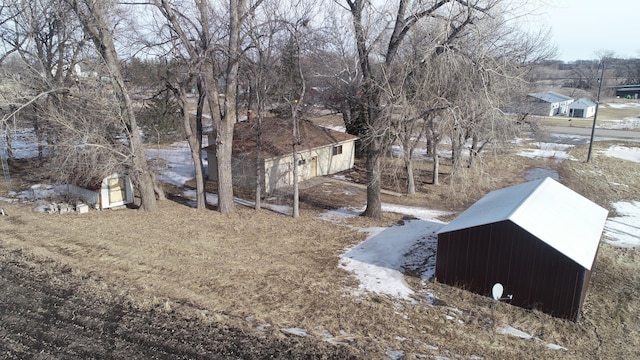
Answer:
top-left (568, 98), bottom-right (597, 118)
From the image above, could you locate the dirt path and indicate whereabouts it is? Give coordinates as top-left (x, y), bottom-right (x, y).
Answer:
top-left (0, 247), bottom-right (359, 359)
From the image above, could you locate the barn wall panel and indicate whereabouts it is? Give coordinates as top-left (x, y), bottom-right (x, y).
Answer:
top-left (436, 221), bottom-right (588, 321)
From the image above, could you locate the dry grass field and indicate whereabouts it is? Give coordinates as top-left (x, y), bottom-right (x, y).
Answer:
top-left (1, 134), bottom-right (640, 358)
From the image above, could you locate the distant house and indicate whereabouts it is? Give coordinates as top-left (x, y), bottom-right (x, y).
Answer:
top-left (527, 91), bottom-right (574, 116)
top-left (205, 118), bottom-right (358, 193)
top-left (568, 98), bottom-right (596, 118)
top-left (614, 84), bottom-right (640, 99)
top-left (436, 177), bottom-right (608, 321)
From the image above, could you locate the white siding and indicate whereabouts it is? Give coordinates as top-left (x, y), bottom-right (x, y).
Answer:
top-left (208, 139), bottom-right (357, 193)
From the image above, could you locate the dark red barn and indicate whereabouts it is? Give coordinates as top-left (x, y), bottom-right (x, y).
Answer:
top-left (436, 177), bottom-right (608, 321)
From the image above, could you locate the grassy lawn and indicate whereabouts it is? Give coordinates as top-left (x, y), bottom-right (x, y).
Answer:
top-left (1, 137), bottom-right (639, 358)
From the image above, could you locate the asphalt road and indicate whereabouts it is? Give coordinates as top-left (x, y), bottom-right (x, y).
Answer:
top-left (544, 126), bottom-right (640, 142)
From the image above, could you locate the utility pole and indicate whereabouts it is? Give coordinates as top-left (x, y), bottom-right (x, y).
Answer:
top-left (1, 122), bottom-right (10, 189)
top-left (587, 62), bottom-right (605, 162)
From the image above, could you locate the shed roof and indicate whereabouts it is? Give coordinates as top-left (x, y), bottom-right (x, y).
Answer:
top-left (569, 98), bottom-right (596, 109)
top-left (437, 177), bottom-right (608, 270)
top-left (204, 118), bottom-right (358, 159)
top-left (616, 87), bottom-right (640, 92)
top-left (528, 91), bottom-right (573, 103)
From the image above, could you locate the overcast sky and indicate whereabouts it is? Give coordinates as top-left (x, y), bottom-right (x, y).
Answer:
top-left (536, 0), bottom-right (638, 61)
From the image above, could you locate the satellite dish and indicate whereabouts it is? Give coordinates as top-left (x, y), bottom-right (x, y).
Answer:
top-left (492, 283), bottom-right (503, 301)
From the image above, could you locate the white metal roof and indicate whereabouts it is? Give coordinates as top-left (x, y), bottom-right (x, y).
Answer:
top-left (569, 98), bottom-right (596, 109)
top-left (437, 177), bottom-right (608, 270)
top-left (528, 91), bottom-right (574, 104)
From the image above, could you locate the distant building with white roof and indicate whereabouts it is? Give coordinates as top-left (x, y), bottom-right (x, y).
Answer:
top-left (526, 91), bottom-right (574, 116)
top-left (568, 98), bottom-right (597, 118)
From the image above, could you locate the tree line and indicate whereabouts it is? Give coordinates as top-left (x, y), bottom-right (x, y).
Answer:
top-left (0, 0), bottom-right (556, 217)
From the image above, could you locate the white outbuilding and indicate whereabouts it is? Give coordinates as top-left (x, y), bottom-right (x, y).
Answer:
top-left (527, 91), bottom-right (574, 116)
top-left (568, 98), bottom-right (597, 118)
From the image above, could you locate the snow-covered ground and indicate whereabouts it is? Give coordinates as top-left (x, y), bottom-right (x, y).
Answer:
top-left (2, 122), bottom-right (640, 357)
top-left (516, 141), bottom-right (576, 161)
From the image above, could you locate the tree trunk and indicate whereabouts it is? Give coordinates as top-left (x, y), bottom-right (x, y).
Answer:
top-left (32, 112), bottom-right (44, 160)
top-left (468, 135), bottom-right (478, 168)
top-left (4, 124), bottom-right (13, 160)
top-left (214, 0), bottom-right (244, 214)
top-left (432, 152), bottom-right (439, 185)
top-left (215, 125), bottom-right (235, 212)
top-left (404, 153), bottom-right (415, 195)
top-left (292, 118), bottom-right (299, 218)
top-left (177, 86), bottom-right (205, 209)
top-left (451, 133), bottom-right (464, 173)
top-left (362, 137), bottom-right (382, 219)
top-left (254, 113), bottom-right (262, 210)
top-left (151, 172), bottom-right (166, 201)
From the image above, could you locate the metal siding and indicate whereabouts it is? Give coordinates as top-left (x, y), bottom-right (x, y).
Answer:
top-left (436, 220), bottom-right (588, 321)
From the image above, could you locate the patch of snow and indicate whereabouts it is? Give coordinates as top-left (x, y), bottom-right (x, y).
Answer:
top-left (600, 118), bottom-right (640, 130)
top-left (332, 174), bottom-right (351, 181)
top-left (320, 125), bottom-right (347, 133)
top-left (281, 327), bottom-right (307, 337)
top-left (319, 207), bottom-right (361, 223)
top-left (146, 144), bottom-right (206, 186)
top-left (603, 145), bottom-right (640, 163)
top-left (1, 184), bottom-right (69, 205)
top-left (606, 102), bottom-right (640, 109)
top-left (0, 127), bottom-right (47, 159)
top-left (517, 142), bottom-right (576, 161)
top-left (339, 217), bottom-right (445, 300)
top-left (386, 349), bottom-right (405, 360)
top-left (604, 201), bottom-right (640, 247)
top-left (381, 203), bottom-right (452, 221)
top-left (497, 325), bottom-right (566, 351)
top-left (547, 343), bottom-right (568, 351)
top-left (497, 325), bottom-right (532, 339)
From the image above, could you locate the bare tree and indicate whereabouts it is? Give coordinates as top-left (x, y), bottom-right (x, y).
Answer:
top-left (339, 0), bottom-right (500, 218)
top-left (164, 70), bottom-right (207, 209)
top-left (0, 0), bottom-right (89, 161)
top-left (243, 9), bottom-right (284, 210)
top-left (151, 0), bottom-right (212, 209)
top-left (287, 21), bottom-right (308, 218)
top-left (380, 3), bottom-right (555, 195)
top-left (153, 0), bottom-right (264, 213)
top-left (67, 0), bottom-right (161, 210)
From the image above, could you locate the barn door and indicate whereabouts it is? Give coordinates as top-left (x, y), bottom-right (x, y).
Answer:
top-left (310, 156), bottom-right (318, 177)
top-left (108, 177), bottom-right (126, 204)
